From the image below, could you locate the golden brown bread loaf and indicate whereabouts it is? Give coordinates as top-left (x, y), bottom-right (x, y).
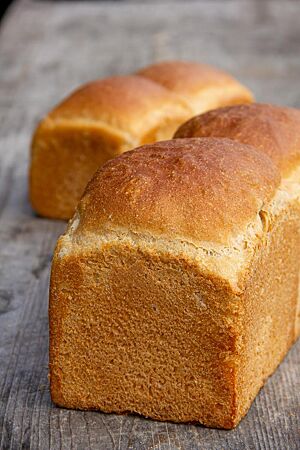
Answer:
top-left (29, 61), bottom-right (253, 220)
top-left (49, 136), bottom-right (300, 428)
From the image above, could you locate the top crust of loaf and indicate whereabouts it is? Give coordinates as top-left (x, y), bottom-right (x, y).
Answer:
top-left (42, 75), bottom-right (191, 141)
top-left (174, 103), bottom-right (300, 177)
top-left (73, 138), bottom-right (279, 247)
top-left (137, 60), bottom-right (244, 91)
top-left (32, 61), bottom-right (254, 153)
top-left (137, 61), bottom-right (253, 111)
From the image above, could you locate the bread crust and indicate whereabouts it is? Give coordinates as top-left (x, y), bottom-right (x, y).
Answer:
top-left (29, 61), bottom-right (253, 219)
top-left (47, 75), bottom-right (190, 140)
top-left (137, 60), bottom-right (253, 114)
top-left (76, 138), bottom-right (279, 246)
top-left (174, 104), bottom-right (300, 339)
top-left (49, 137), bottom-right (300, 427)
top-left (174, 103), bottom-right (300, 177)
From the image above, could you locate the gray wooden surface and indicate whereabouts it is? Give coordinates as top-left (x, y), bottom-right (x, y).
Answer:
top-left (0, 0), bottom-right (300, 448)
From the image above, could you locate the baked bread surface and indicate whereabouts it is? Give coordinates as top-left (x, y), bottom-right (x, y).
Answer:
top-left (174, 103), bottom-right (300, 177)
top-left (76, 138), bottom-right (278, 247)
top-left (30, 61), bottom-right (253, 220)
top-left (137, 60), bottom-right (253, 115)
top-left (29, 75), bottom-right (190, 219)
top-left (174, 103), bottom-right (300, 337)
top-left (49, 137), bottom-right (300, 428)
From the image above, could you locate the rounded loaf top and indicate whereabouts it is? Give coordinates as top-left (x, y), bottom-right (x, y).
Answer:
top-left (137, 61), bottom-right (253, 114)
top-left (174, 103), bottom-right (300, 177)
top-left (137, 60), bottom-right (250, 94)
top-left (74, 138), bottom-right (280, 246)
top-left (46, 75), bottom-right (190, 138)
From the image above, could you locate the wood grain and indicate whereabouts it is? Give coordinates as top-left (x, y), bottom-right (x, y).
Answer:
top-left (0, 0), bottom-right (299, 448)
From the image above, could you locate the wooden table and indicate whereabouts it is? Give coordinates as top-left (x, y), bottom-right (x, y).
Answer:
top-left (0, 0), bottom-right (299, 448)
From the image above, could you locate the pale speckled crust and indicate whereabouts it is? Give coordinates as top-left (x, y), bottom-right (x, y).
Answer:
top-left (29, 61), bottom-right (254, 220)
top-left (77, 138), bottom-right (280, 246)
top-left (49, 138), bottom-right (300, 428)
top-left (174, 103), bottom-right (300, 177)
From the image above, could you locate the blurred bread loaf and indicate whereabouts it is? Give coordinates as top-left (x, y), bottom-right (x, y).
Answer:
top-left (137, 60), bottom-right (252, 115)
top-left (49, 136), bottom-right (300, 428)
top-left (29, 61), bottom-right (253, 220)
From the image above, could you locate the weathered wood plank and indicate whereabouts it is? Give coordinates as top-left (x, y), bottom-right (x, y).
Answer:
top-left (0, 0), bottom-right (299, 448)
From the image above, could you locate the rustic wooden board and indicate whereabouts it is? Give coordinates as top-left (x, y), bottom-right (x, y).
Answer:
top-left (0, 0), bottom-right (300, 448)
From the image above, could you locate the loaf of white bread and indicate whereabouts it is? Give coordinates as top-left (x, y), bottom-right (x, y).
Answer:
top-left (29, 61), bottom-right (253, 219)
top-left (49, 104), bottom-right (300, 429)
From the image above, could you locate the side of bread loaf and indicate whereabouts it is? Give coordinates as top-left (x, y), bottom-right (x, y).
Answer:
top-left (30, 61), bottom-right (253, 220)
top-left (49, 138), bottom-right (300, 428)
top-left (174, 103), bottom-right (300, 337)
top-left (30, 75), bottom-right (190, 219)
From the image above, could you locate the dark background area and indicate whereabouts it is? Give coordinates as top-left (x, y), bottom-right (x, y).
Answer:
top-left (1, 0), bottom-right (12, 22)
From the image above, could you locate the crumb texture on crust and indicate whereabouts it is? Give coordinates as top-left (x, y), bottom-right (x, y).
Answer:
top-left (50, 241), bottom-right (243, 429)
top-left (174, 103), bottom-right (300, 177)
top-left (49, 199), bottom-right (300, 428)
